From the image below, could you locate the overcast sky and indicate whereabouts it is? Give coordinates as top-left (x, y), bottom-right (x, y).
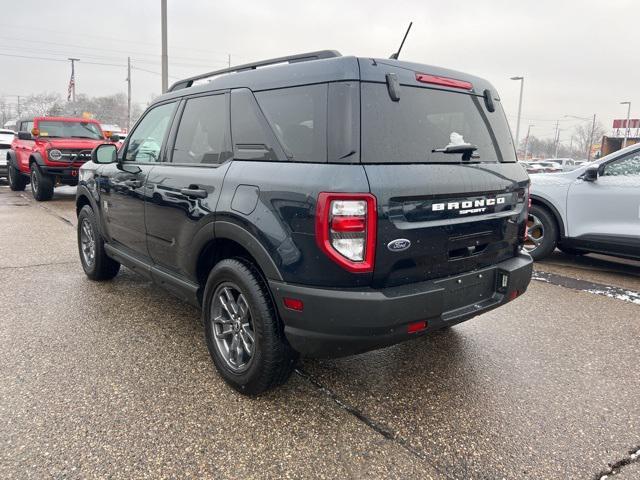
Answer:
top-left (1, 0), bottom-right (638, 143)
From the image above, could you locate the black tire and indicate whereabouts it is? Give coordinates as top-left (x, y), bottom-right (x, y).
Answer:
top-left (558, 245), bottom-right (586, 256)
top-left (525, 204), bottom-right (558, 261)
top-left (77, 205), bottom-right (121, 280)
top-left (203, 258), bottom-right (297, 395)
top-left (30, 164), bottom-right (54, 201)
top-left (8, 164), bottom-right (28, 191)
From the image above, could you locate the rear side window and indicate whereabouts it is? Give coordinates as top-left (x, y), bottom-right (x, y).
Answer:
top-left (172, 94), bottom-right (232, 165)
top-left (255, 84), bottom-right (327, 163)
top-left (361, 83), bottom-right (516, 164)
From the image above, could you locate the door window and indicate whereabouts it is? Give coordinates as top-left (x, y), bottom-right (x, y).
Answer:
top-left (171, 94), bottom-right (231, 165)
top-left (602, 152), bottom-right (640, 176)
top-left (125, 102), bottom-right (177, 163)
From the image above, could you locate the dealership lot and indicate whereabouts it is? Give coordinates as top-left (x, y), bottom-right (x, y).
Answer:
top-left (1, 183), bottom-right (638, 479)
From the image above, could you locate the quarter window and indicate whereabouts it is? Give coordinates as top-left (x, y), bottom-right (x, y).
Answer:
top-left (172, 94), bottom-right (231, 165)
top-left (255, 84), bottom-right (328, 163)
top-left (125, 102), bottom-right (177, 163)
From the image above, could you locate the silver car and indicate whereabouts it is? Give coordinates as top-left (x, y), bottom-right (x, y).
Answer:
top-left (527, 143), bottom-right (640, 260)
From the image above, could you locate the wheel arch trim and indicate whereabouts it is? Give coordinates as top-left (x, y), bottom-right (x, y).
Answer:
top-left (214, 221), bottom-right (283, 281)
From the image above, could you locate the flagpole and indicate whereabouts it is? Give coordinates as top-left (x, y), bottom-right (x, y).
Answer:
top-left (68, 58), bottom-right (80, 102)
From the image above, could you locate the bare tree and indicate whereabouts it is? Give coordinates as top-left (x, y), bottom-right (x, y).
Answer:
top-left (61, 93), bottom-right (142, 129)
top-left (574, 120), bottom-right (606, 159)
top-left (20, 93), bottom-right (64, 118)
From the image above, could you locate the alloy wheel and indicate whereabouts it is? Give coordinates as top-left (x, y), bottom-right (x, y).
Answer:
top-left (524, 213), bottom-right (544, 253)
top-left (210, 283), bottom-right (256, 373)
top-left (31, 169), bottom-right (38, 194)
top-left (80, 218), bottom-right (96, 266)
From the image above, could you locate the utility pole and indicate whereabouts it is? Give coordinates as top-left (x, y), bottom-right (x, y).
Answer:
top-left (126, 57), bottom-right (132, 131)
top-left (68, 58), bottom-right (80, 102)
top-left (620, 101), bottom-right (631, 148)
top-left (161, 0), bottom-right (168, 93)
top-left (510, 76), bottom-right (524, 156)
top-left (228, 54), bottom-right (231, 68)
top-left (16, 95), bottom-right (21, 119)
top-left (587, 114), bottom-right (596, 160)
top-left (553, 120), bottom-right (560, 158)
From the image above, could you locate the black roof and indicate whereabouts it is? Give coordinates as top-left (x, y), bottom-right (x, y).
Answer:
top-left (154, 50), bottom-right (498, 106)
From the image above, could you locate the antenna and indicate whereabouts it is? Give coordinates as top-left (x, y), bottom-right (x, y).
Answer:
top-left (389, 22), bottom-right (413, 60)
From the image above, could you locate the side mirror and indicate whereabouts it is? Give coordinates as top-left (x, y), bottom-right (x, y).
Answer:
top-left (17, 131), bottom-right (33, 141)
top-left (91, 143), bottom-right (117, 164)
top-left (109, 134), bottom-right (120, 142)
top-left (582, 166), bottom-right (598, 182)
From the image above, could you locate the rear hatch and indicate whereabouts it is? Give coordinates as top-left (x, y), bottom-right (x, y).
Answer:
top-left (359, 59), bottom-right (529, 288)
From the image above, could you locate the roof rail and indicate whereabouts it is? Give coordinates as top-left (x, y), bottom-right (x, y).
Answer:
top-left (168, 50), bottom-right (342, 92)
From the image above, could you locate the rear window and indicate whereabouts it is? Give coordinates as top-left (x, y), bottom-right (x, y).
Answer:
top-left (0, 131), bottom-right (14, 146)
top-left (361, 83), bottom-right (516, 164)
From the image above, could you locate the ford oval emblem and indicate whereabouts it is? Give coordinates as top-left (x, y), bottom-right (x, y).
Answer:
top-left (387, 238), bottom-right (411, 252)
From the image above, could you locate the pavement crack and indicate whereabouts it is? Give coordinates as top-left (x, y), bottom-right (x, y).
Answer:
top-left (18, 193), bottom-right (76, 227)
top-left (532, 270), bottom-right (640, 305)
top-left (0, 260), bottom-right (77, 271)
top-left (295, 367), bottom-right (456, 480)
top-left (594, 445), bottom-right (640, 479)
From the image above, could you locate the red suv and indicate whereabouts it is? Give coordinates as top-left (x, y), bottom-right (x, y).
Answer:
top-left (7, 117), bottom-right (116, 201)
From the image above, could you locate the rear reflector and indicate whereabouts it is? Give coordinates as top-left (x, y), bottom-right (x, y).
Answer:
top-left (407, 321), bottom-right (427, 334)
top-left (415, 73), bottom-right (473, 90)
top-left (283, 297), bottom-right (304, 311)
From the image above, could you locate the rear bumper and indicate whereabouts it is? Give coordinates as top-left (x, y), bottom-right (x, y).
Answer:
top-left (270, 252), bottom-right (533, 357)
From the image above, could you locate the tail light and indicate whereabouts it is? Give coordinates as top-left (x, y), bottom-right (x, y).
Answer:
top-left (316, 193), bottom-right (376, 273)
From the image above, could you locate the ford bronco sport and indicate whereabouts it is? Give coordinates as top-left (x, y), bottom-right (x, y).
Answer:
top-left (76, 51), bottom-right (533, 394)
top-left (7, 117), bottom-right (115, 201)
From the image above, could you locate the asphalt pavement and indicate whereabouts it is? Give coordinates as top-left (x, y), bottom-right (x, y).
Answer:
top-left (1, 182), bottom-right (639, 479)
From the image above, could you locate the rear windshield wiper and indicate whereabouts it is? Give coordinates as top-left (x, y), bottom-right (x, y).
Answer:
top-left (432, 143), bottom-right (479, 161)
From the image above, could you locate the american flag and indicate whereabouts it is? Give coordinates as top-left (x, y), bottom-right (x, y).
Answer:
top-left (67, 70), bottom-right (75, 101)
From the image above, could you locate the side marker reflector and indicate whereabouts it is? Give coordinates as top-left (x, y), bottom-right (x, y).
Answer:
top-left (283, 297), bottom-right (304, 311)
top-left (407, 321), bottom-right (427, 334)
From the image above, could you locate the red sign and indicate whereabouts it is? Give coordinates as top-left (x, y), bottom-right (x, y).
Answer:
top-left (613, 119), bottom-right (640, 129)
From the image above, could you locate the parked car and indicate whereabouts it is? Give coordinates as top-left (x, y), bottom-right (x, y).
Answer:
top-left (0, 128), bottom-right (15, 178)
top-left (536, 161), bottom-right (563, 173)
top-left (523, 162), bottom-right (546, 174)
top-left (76, 50), bottom-right (533, 394)
top-left (527, 143), bottom-right (640, 260)
top-left (544, 158), bottom-right (580, 171)
top-left (6, 117), bottom-right (109, 200)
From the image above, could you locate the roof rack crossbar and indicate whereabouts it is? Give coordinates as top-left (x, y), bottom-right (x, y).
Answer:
top-left (168, 50), bottom-right (341, 92)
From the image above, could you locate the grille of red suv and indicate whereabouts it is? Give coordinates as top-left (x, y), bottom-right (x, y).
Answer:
top-left (54, 149), bottom-right (92, 162)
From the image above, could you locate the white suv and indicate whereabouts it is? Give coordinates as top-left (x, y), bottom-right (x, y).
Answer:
top-left (0, 128), bottom-right (16, 179)
top-left (527, 143), bottom-right (640, 260)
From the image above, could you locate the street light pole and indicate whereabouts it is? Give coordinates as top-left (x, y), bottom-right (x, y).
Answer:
top-left (510, 76), bottom-right (524, 156)
top-left (620, 101), bottom-right (631, 148)
top-left (161, 0), bottom-right (168, 93)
